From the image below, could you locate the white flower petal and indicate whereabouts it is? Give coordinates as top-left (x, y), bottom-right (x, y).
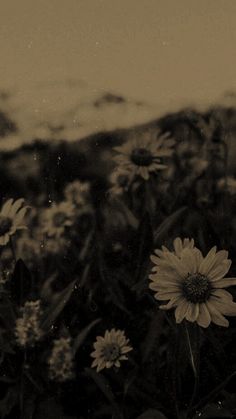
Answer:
top-left (208, 260), bottom-right (231, 282)
top-left (185, 303), bottom-right (199, 322)
top-left (1, 199), bottom-right (13, 215)
top-left (213, 278), bottom-right (236, 288)
top-left (174, 300), bottom-right (189, 323)
top-left (196, 303), bottom-right (211, 328)
top-left (206, 301), bottom-right (229, 327)
top-left (199, 246), bottom-right (217, 276)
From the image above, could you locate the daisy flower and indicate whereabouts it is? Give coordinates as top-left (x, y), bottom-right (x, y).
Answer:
top-left (109, 167), bottom-right (132, 196)
top-left (41, 201), bottom-right (75, 237)
top-left (48, 337), bottom-right (74, 382)
top-left (149, 239), bottom-right (236, 328)
top-left (0, 198), bottom-right (29, 246)
top-left (217, 176), bottom-right (236, 195)
top-left (113, 131), bottom-right (174, 181)
top-left (91, 329), bottom-right (132, 372)
top-left (64, 180), bottom-right (90, 207)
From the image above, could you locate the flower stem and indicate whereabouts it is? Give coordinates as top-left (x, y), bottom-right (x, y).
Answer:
top-left (9, 236), bottom-right (17, 264)
top-left (184, 322), bottom-right (200, 408)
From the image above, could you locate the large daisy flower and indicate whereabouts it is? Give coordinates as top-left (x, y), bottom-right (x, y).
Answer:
top-left (0, 198), bottom-right (28, 246)
top-left (113, 131), bottom-right (174, 180)
top-left (149, 239), bottom-right (236, 328)
top-left (41, 201), bottom-right (75, 237)
top-left (91, 329), bottom-right (132, 372)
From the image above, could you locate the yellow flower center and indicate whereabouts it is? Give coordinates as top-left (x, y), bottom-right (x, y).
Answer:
top-left (102, 343), bottom-right (120, 362)
top-left (0, 216), bottom-right (12, 236)
top-left (130, 148), bottom-right (154, 167)
top-left (182, 273), bottom-right (212, 303)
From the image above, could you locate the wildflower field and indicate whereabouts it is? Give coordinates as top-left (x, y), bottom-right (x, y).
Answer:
top-left (1, 104), bottom-right (236, 419)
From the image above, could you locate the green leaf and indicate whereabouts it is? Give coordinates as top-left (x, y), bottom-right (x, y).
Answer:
top-left (0, 386), bottom-right (18, 418)
top-left (85, 368), bottom-right (123, 418)
top-left (192, 403), bottom-right (234, 418)
top-left (72, 318), bottom-right (101, 355)
top-left (40, 280), bottom-right (76, 332)
top-left (34, 397), bottom-right (76, 419)
top-left (10, 259), bottom-right (32, 306)
top-left (141, 310), bottom-right (164, 363)
top-left (154, 206), bottom-right (188, 245)
top-left (98, 251), bottom-right (130, 315)
top-left (136, 409), bottom-right (167, 419)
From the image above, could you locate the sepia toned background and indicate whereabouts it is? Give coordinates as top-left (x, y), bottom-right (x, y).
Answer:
top-left (0, 0), bottom-right (235, 108)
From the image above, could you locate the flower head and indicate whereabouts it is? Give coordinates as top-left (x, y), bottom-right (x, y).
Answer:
top-left (48, 337), bottom-right (74, 382)
top-left (41, 201), bottom-right (75, 237)
top-left (64, 180), bottom-right (90, 206)
top-left (149, 239), bottom-right (236, 328)
top-left (91, 329), bottom-right (132, 372)
top-left (217, 176), bottom-right (236, 195)
top-left (109, 167), bottom-right (132, 196)
top-left (113, 131), bottom-right (174, 181)
top-left (0, 198), bottom-right (28, 246)
top-left (15, 300), bottom-right (42, 347)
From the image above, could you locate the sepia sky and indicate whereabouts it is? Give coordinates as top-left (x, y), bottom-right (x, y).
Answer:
top-left (0, 0), bottom-right (235, 107)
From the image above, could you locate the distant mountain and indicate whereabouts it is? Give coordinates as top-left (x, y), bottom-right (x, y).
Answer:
top-left (0, 79), bottom-right (163, 151)
top-left (0, 80), bottom-right (236, 154)
top-left (0, 82), bottom-right (236, 199)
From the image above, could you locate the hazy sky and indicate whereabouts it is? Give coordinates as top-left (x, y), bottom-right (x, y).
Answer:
top-left (0, 0), bottom-right (235, 106)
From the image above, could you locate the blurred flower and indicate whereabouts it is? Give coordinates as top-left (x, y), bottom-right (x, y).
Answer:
top-left (41, 201), bottom-right (75, 237)
top-left (217, 176), bottom-right (236, 195)
top-left (41, 236), bottom-right (70, 255)
top-left (48, 337), bottom-right (74, 382)
top-left (109, 168), bottom-right (132, 196)
top-left (64, 180), bottom-right (90, 207)
top-left (113, 132), bottom-right (174, 180)
top-left (0, 198), bottom-right (28, 246)
top-left (91, 329), bottom-right (132, 372)
top-left (15, 300), bottom-right (42, 347)
top-left (149, 241), bottom-right (236, 328)
top-left (191, 159), bottom-right (209, 180)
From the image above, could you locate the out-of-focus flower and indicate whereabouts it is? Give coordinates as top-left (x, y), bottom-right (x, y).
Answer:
top-left (48, 337), bottom-right (74, 382)
top-left (113, 132), bottom-right (174, 181)
top-left (40, 236), bottom-right (70, 255)
top-left (217, 176), bottom-right (236, 195)
top-left (41, 201), bottom-right (75, 237)
top-left (190, 157), bottom-right (209, 177)
top-left (91, 329), bottom-right (132, 372)
top-left (0, 198), bottom-right (28, 246)
top-left (15, 300), bottom-right (42, 347)
top-left (149, 240), bottom-right (236, 328)
top-left (109, 168), bottom-right (132, 196)
top-left (64, 180), bottom-right (90, 207)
